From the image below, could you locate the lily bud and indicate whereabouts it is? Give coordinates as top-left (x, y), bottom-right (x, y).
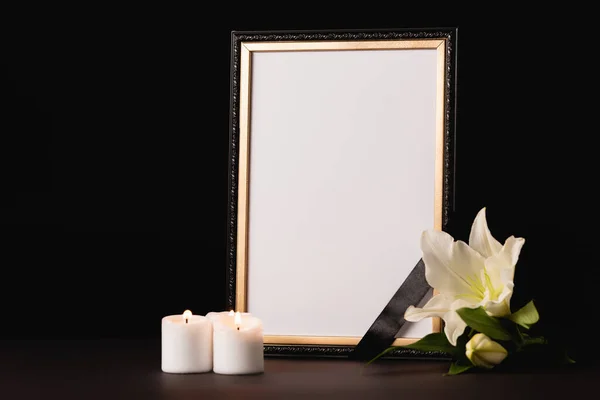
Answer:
top-left (465, 333), bottom-right (508, 369)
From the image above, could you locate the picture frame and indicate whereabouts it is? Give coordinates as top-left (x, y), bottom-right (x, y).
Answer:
top-left (226, 28), bottom-right (457, 357)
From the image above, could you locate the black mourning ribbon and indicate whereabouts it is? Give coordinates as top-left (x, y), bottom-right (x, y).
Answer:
top-left (349, 258), bottom-right (430, 361)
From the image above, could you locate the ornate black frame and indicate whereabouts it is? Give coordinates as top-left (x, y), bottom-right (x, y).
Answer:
top-left (226, 28), bottom-right (457, 358)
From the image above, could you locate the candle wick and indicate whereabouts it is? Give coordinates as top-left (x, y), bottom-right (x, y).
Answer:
top-left (185, 318), bottom-right (188, 324)
top-left (237, 326), bottom-right (240, 331)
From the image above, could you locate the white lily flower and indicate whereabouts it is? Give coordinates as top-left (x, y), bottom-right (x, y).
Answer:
top-left (404, 207), bottom-right (525, 345)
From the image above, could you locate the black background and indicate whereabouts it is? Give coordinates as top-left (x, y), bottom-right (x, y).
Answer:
top-left (1, 7), bottom-right (597, 363)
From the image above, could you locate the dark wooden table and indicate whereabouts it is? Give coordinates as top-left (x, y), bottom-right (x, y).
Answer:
top-left (0, 339), bottom-right (595, 399)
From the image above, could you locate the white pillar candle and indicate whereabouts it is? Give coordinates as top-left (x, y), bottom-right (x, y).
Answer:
top-left (161, 310), bottom-right (212, 374)
top-left (213, 311), bottom-right (264, 375)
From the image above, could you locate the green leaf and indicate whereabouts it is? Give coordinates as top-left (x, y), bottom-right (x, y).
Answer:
top-left (401, 332), bottom-right (458, 357)
top-left (446, 361), bottom-right (474, 376)
top-left (513, 324), bottom-right (526, 345)
top-left (365, 346), bottom-right (398, 366)
top-left (453, 331), bottom-right (473, 364)
top-left (456, 307), bottom-right (512, 341)
top-left (509, 300), bottom-right (540, 329)
top-left (564, 352), bottom-right (576, 364)
top-left (365, 333), bottom-right (459, 366)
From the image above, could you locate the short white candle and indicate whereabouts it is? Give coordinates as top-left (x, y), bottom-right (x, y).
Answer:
top-left (161, 310), bottom-right (212, 374)
top-left (213, 311), bottom-right (264, 375)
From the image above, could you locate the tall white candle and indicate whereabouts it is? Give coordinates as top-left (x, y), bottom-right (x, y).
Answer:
top-left (161, 310), bottom-right (212, 374)
top-left (213, 312), bottom-right (264, 375)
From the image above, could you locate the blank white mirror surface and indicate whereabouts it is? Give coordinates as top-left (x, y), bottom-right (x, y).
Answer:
top-left (246, 48), bottom-right (438, 338)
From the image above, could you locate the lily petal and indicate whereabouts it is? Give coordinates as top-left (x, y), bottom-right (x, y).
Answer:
top-left (444, 312), bottom-right (466, 346)
top-left (445, 298), bottom-right (476, 346)
top-left (469, 208), bottom-right (502, 258)
top-left (421, 230), bottom-right (487, 297)
top-left (482, 281), bottom-right (514, 317)
top-left (404, 294), bottom-right (452, 321)
top-left (485, 236), bottom-right (525, 289)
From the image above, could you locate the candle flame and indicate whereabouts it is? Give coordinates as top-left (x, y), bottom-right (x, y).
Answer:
top-left (183, 310), bottom-right (192, 323)
top-left (228, 310), bottom-right (235, 316)
top-left (234, 311), bottom-right (242, 328)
